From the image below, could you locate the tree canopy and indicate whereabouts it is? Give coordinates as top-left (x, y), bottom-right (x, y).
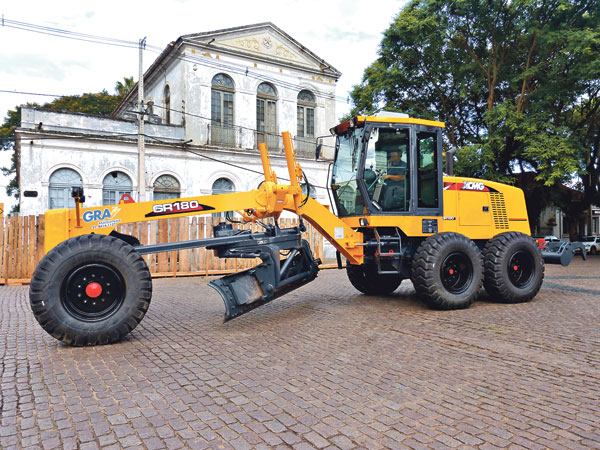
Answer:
top-left (350, 0), bottom-right (600, 231)
top-left (0, 77), bottom-right (135, 211)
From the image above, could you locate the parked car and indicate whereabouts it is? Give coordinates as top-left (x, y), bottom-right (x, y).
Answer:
top-left (582, 236), bottom-right (600, 255)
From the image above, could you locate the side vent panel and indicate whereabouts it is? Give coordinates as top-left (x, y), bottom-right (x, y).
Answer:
top-left (490, 193), bottom-right (509, 229)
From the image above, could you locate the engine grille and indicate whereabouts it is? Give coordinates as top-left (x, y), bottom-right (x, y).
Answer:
top-left (490, 193), bottom-right (509, 229)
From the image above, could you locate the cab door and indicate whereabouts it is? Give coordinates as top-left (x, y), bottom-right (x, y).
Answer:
top-left (414, 127), bottom-right (443, 217)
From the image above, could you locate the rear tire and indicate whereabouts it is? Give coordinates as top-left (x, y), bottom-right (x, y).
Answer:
top-left (411, 233), bottom-right (483, 309)
top-left (346, 264), bottom-right (402, 295)
top-left (483, 232), bottom-right (544, 303)
top-left (29, 234), bottom-right (152, 346)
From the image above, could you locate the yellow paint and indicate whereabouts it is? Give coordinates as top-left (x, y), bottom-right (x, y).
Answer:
top-left (0, 202), bottom-right (3, 217)
top-left (43, 116), bottom-right (530, 267)
top-left (355, 115), bottom-right (446, 128)
top-left (44, 133), bottom-right (365, 264)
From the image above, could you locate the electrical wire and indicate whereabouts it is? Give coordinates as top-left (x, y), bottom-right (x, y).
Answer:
top-left (142, 47), bottom-right (349, 104)
top-left (0, 88), bottom-right (342, 143)
top-left (9, 125), bottom-right (333, 192)
top-left (150, 103), bottom-right (336, 152)
top-left (0, 13), bottom-right (348, 194)
top-left (2, 18), bottom-right (352, 104)
top-left (0, 89), bottom-right (64, 98)
top-left (1, 18), bottom-right (142, 49)
top-left (180, 146), bottom-right (329, 191)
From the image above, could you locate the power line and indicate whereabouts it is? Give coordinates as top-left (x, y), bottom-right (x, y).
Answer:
top-left (1, 18), bottom-right (142, 49)
top-left (142, 47), bottom-right (349, 104)
top-left (0, 90), bottom-right (337, 150)
top-left (0, 89), bottom-right (64, 98)
top-left (2, 17), bottom-right (353, 105)
top-left (150, 103), bottom-right (337, 150)
top-left (1, 18), bottom-right (345, 190)
top-left (9, 125), bottom-right (334, 190)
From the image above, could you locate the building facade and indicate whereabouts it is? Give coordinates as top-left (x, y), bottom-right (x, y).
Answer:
top-left (16, 23), bottom-right (340, 216)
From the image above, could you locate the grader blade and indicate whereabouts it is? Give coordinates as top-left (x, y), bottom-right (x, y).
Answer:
top-left (209, 239), bottom-right (320, 321)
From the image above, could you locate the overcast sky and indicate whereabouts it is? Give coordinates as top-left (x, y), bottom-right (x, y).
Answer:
top-left (0, 0), bottom-right (405, 211)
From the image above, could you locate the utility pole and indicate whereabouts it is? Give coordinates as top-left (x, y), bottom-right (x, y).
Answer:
top-left (137, 37), bottom-right (147, 202)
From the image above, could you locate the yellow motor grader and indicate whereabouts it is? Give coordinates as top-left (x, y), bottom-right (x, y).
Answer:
top-left (29, 114), bottom-right (579, 346)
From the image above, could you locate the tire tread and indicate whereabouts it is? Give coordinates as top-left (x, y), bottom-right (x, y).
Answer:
top-left (29, 234), bottom-right (152, 346)
top-left (411, 232), bottom-right (483, 310)
top-left (483, 232), bottom-right (544, 303)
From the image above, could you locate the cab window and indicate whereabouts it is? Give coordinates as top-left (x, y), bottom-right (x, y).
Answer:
top-left (331, 130), bottom-right (364, 216)
top-left (364, 127), bottom-right (410, 212)
top-left (417, 132), bottom-right (438, 208)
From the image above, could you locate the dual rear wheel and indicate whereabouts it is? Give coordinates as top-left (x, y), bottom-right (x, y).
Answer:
top-left (347, 232), bottom-right (544, 309)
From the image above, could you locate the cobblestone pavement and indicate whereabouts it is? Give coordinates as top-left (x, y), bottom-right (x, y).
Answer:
top-left (1, 257), bottom-right (599, 450)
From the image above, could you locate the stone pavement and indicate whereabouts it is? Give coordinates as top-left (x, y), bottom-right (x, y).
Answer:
top-left (1, 257), bottom-right (599, 450)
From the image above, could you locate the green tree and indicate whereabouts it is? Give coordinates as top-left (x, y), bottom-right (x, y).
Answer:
top-left (115, 76), bottom-right (135, 98)
top-left (350, 0), bottom-right (600, 224)
top-left (0, 77), bottom-right (134, 212)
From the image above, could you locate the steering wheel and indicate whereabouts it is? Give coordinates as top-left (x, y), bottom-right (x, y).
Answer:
top-left (366, 169), bottom-right (384, 191)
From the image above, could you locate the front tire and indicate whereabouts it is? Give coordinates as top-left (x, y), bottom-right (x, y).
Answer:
top-left (29, 234), bottom-right (152, 346)
top-left (411, 233), bottom-right (483, 309)
top-left (346, 264), bottom-right (402, 295)
top-left (483, 232), bottom-right (544, 303)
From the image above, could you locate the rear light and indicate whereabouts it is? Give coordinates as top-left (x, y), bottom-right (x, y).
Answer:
top-left (536, 238), bottom-right (546, 249)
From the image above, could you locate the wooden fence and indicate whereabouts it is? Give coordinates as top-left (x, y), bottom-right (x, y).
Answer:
top-left (0, 215), bottom-right (327, 285)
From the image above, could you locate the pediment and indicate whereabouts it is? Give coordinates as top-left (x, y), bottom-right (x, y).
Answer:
top-left (182, 23), bottom-right (340, 76)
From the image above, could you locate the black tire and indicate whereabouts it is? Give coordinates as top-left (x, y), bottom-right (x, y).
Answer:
top-left (411, 233), bottom-right (483, 309)
top-left (346, 264), bottom-right (402, 295)
top-left (483, 232), bottom-right (544, 303)
top-left (591, 246), bottom-right (597, 255)
top-left (29, 234), bottom-right (152, 346)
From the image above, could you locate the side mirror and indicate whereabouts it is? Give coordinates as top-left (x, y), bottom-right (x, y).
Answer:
top-left (71, 186), bottom-right (86, 203)
top-left (445, 148), bottom-right (457, 176)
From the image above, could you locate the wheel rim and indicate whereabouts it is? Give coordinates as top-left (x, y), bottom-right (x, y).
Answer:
top-left (61, 263), bottom-right (125, 322)
top-left (440, 252), bottom-right (473, 294)
top-left (507, 250), bottom-right (535, 288)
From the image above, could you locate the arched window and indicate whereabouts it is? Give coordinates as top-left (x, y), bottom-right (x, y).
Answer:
top-left (49, 168), bottom-right (82, 209)
top-left (103, 171), bottom-right (133, 205)
top-left (256, 82), bottom-right (278, 149)
top-left (211, 74), bottom-right (235, 146)
top-left (163, 85), bottom-right (171, 124)
top-left (212, 177), bottom-right (234, 194)
top-left (211, 177), bottom-right (234, 218)
top-left (153, 174), bottom-right (181, 201)
top-left (297, 90), bottom-right (316, 138)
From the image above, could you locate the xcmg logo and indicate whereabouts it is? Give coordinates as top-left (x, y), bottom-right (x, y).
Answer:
top-left (461, 181), bottom-right (485, 191)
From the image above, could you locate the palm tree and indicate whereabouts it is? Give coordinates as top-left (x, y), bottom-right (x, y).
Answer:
top-left (115, 76), bottom-right (135, 99)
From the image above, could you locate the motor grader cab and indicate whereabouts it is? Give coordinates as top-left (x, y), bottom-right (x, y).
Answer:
top-left (29, 116), bottom-right (579, 346)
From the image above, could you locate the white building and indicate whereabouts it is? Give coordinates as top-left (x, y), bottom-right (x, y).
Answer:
top-left (16, 23), bottom-right (341, 215)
